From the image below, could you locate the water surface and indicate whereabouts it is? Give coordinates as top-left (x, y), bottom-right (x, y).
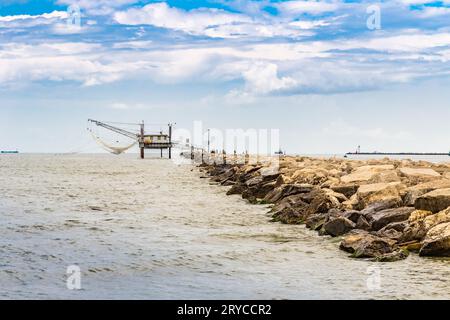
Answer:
top-left (0, 154), bottom-right (448, 299)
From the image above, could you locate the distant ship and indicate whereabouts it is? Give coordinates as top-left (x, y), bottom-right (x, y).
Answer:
top-left (1, 150), bottom-right (19, 154)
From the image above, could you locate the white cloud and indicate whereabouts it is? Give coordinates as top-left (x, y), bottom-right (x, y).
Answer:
top-left (51, 22), bottom-right (91, 35)
top-left (344, 32), bottom-right (450, 52)
top-left (114, 2), bottom-right (329, 38)
top-left (1, 29), bottom-right (450, 95)
top-left (241, 62), bottom-right (297, 94)
top-left (418, 6), bottom-right (450, 17)
top-left (0, 10), bottom-right (68, 28)
top-left (399, 0), bottom-right (437, 4)
top-left (0, 10), bottom-right (68, 22)
top-left (1, 0), bottom-right (450, 100)
top-left (289, 19), bottom-right (330, 29)
top-left (275, 1), bottom-right (340, 16)
top-left (112, 40), bottom-right (153, 49)
top-left (114, 2), bottom-right (251, 35)
top-left (56, 0), bottom-right (139, 15)
top-left (0, 43), bottom-right (147, 86)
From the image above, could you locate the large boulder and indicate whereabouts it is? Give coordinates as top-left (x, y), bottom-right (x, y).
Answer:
top-left (368, 207), bottom-right (415, 231)
top-left (226, 183), bottom-right (246, 195)
top-left (242, 181), bottom-right (276, 201)
top-left (269, 192), bottom-right (307, 213)
top-left (263, 183), bottom-right (314, 203)
top-left (376, 221), bottom-right (409, 241)
top-left (376, 228), bottom-right (403, 241)
top-left (258, 166), bottom-right (280, 179)
top-left (343, 210), bottom-right (364, 223)
top-left (403, 179), bottom-right (450, 206)
top-left (400, 208), bottom-right (450, 243)
top-left (419, 222), bottom-right (450, 257)
top-left (399, 167), bottom-right (441, 184)
top-left (305, 191), bottom-right (341, 216)
top-left (244, 175), bottom-right (263, 187)
top-left (340, 164), bottom-right (397, 184)
top-left (378, 221), bottom-right (409, 233)
top-left (360, 198), bottom-right (402, 217)
top-left (356, 182), bottom-right (405, 210)
top-left (330, 183), bottom-right (359, 198)
top-left (271, 200), bottom-right (309, 224)
top-left (305, 213), bottom-right (329, 231)
top-left (355, 215), bottom-right (371, 230)
top-left (374, 249), bottom-right (409, 262)
top-left (341, 194), bottom-right (360, 210)
top-left (272, 189), bottom-right (342, 223)
top-left (408, 209), bottom-right (434, 222)
top-left (423, 207), bottom-right (450, 228)
top-left (339, 230), bottom-right (396, 258)
top-left (213, 166), bottom-right (238, 183)
top-left (207, 164), bottom-right (232, 177)
top-left (320, 177), bottom-right (340, 189)
top-left (323, 217), bottom-right (356, 236)
top-left (414, 188), bottom-right (450, 213)
top-left (290, 168), bottom-right (329, 185)
top-left (238, 165), bottom-right (262, 182)
top-left (322, 188), bottom-right (348, 203)
top-left (274, 174), bottom-right (292, 187)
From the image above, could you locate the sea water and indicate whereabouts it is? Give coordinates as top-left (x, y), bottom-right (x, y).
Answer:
top-left (0, 154), bottom-right (448, 299)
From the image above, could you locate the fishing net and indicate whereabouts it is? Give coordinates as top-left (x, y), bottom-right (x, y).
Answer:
top-left (87, 121), bottom-right (138, 155)
top-left (89, 132), bottom-right (137, 154)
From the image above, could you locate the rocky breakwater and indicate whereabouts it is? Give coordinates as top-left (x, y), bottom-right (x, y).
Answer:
top-left (199, 157), bottom-right (450, 262)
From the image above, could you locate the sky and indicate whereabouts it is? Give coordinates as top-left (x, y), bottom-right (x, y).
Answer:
top-left (0, 0), bottom-right (450, 154)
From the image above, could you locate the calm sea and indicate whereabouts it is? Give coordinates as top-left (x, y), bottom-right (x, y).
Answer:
top-left (0, 154), bottom-right (449, 299)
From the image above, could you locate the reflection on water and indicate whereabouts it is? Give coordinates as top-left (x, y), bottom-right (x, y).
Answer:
top-left (0, 154), bottom-right (449, 299)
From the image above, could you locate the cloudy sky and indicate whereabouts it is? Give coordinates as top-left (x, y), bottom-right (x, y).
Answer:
top-left (1, 0), bottom-right (450, 154)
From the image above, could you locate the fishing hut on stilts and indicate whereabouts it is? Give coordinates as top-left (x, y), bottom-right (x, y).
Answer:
top-left (87, 119), bottom-right (173, 159)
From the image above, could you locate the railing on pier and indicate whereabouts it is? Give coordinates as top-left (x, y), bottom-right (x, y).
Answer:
top-left (181, 145), bottom-right (281, 167)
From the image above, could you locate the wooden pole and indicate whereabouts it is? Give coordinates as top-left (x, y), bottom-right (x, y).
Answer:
top-left (207, 129), bottom-right (210, 154)
top-left (168, 124), bottom-right (172, 159)
top-left (140, 121), bottom-right (145, 159)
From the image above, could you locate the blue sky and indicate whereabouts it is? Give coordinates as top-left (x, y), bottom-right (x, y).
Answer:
top-left (1, 0), bottom-right (450, 154)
